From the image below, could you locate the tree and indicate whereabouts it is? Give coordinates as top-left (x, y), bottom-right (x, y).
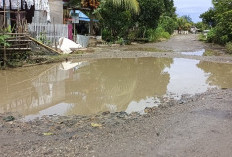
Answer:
top-left (200, 8), bottom-right (216, 27)
top-left (98, 0), bottom-right (177, 41)
top-left (195, 22), bottom-right (209, 31)
top-left (182, 15), bottom-right (193, 23)
top-left (110, 0), bottom-right (140, 13)
top-left (158, 16), bottom-right (177, 34)
top-left (69, 0), bottom-right (139, 13)
top-left (136, 0), bottom-right (164, 29)
top-left (99, 3), bottom-right (134, 40)
top-left (163, 0), bottom-right (176, 18)
top-left (201, 0), bottom-right (232, 44)
top-left (69, 0), bottom-right (139, 35)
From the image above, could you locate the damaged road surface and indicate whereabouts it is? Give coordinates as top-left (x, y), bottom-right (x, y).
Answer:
top-left (0, 35), bottom-right (232, 156)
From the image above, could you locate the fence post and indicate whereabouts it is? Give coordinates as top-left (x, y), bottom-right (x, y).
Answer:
top-left (3, 0), bottom-right (7, 68)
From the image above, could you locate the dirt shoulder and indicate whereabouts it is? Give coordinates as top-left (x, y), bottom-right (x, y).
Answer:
top-left (57, 34), bottom-right (232, 65)
top-left (1, 34), bottom-right (232, 157)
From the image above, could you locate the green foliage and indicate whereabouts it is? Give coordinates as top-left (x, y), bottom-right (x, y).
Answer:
top-left (182, 15), bottom-right (193, 23)
top-left (198, 34), bottom-right (207, 41)
top-left (115, 37), bottom-right (124, 45)
top-left (201, 0), bottom-right (232, 45)
top-left (203, 49), bottom-right (221, 56)
top-left (206, 28), bottom-right (217, 43)
top-left (99, 3), bottom-right (134, 41)
top-left (183, 22), bottom-right (191, 31)
top-left (102, 28), bottom-right (112, 42)
top-left (98, 0), bottom-right (176, 42)
top-left (128, 30), bottom-right (139, 40)
top-left (163, 0), bottom-right (176, 18)
top-left (0, 26), bottom-right (12, 47)
top-left (158, 16), bottom-right (177, 34)
top-left (176, 17), bottom-right (188, 30)
top-left (39, 32), bottom-right (51, 45)
top-left (136, 0), bottom-right (165, 29)
top-left (226, 42), bottom-right (232, 54)
top-left (195, 22), bottom-right (209, 32)
top-left (0, 34), bottom-right (10, 47)
top-left (200, 8), bottom-right (216, 27)
top-left (110, 0), bottom-right (140, 13)
top-left (147, 26), bottom-right (170, 42)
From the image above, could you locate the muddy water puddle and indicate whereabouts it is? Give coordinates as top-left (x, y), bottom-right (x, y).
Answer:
top-left (0, 58), bottom-right (232, 120)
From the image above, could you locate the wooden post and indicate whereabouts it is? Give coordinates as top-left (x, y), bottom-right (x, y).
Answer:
top-left (53, 17), bottom-right (57, 50)
top-left (3, 0), bottom-right (7, 68)
top-left (89, 11), bottom-right (94, 36)
top-left (89, 9), bottom-right (94, 36)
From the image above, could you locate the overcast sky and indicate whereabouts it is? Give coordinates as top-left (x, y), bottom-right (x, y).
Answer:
top-left (174, 0), bottom-right (213, 22)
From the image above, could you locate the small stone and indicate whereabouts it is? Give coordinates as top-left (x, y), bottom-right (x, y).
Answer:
top-left (144, 107), bottom-right (153, 113)
top-left (3, 116), bottom-right (15, 122)
top-left (102, 111), bottom-right (110, 116)
top-left (117, 112), bottom-right (128, 118)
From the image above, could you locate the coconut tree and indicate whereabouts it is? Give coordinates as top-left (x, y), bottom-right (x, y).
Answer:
top-left (110, 0), bottom-right (139, 13)
top-left (69, 0), bottom-right (139, 35)
top-left (69, 0), bottom-right (139, 13)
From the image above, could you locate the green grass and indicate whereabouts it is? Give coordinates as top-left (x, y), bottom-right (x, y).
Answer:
top-left (198, 34), bottom-right (207, 42)
top-left (203, 49), bottom-right (221, 56)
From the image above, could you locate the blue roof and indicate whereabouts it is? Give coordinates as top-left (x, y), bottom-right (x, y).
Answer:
top-left (75, 10), bottom-right (90, 22)
top-left (70, 10), bottom-right (98, 22)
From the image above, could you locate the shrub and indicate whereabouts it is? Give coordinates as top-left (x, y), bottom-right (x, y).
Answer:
top-left (158, 16), bottom-right (177, 34)
top-left (128, 30), bottom-right (140, 40)
top-left (226, 42), bottom-right (232, 54)
top-left (102, 29), bottom-right (113, 42)
top-left (198, 34), bottom-right (207, 41)
top-left (147, 26), bottom-right (170, 42)
top-left (206, 28), bottom-right (217, 43)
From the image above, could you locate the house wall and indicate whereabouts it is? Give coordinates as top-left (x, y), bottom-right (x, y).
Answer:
top-left (49, 0), bottom-right (63, 24)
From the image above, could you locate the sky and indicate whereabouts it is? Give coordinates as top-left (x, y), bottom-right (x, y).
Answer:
top-left (174, 0), bottom-right (213, 23)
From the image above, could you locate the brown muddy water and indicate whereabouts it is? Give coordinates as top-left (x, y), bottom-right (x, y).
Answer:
top-left (0, 57), bottom-right (232, 120)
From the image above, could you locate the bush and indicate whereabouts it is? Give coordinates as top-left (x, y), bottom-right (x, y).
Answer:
top-left (206, 28), bottom-right (217, 43)
top-left (207, 28), bottom-right (230, 45)
top-left (128, 29), bottom-right (140, 40)
top-left (198, 34), bottom-right (207, 41)
top-left (226, 42), bottom-right (232, 54)
top-left (158, 16), bottom-right (177, 34)
top-left (147, 26), bottom-right (170, 42)
top-left (102, 29), bottom-right (113, 42)
top-left (0, 27), bottom-right (11, 47)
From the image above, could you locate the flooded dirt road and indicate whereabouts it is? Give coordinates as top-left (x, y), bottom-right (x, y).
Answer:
top-left (1, 57), bottom-right (232, 120)
top-left (1, 34), bottom-right (232, 156)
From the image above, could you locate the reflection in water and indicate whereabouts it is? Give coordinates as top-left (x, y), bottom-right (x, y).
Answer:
top-left (165, 58), bottom-right (212, 97)
top-left (65, 58), bottom-right (172, 115)
top-left (197, 61), bottom-right (232, 88)
top-left (1, 58), bottom-right (232, 118)
top-left (0, 64), bottom-right (69, 115)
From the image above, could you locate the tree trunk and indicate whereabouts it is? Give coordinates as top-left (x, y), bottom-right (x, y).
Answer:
top-left (89, 11), bottom-right (94, 36)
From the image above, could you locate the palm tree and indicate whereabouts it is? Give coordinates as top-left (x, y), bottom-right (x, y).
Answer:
top-left (68, 0), bottom-right (139, 35)
top-left (110, 0), bottom-right (140, 13)
top-left (70, 0), bottom-right (139, 13)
